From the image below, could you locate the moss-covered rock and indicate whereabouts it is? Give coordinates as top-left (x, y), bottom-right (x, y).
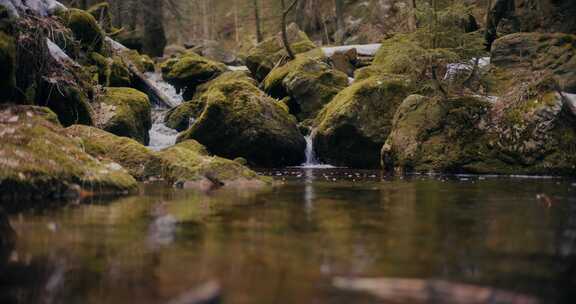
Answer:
top-left (491, 32), bottom-right (576, 93)
top-left (0, 30), bottom-right (15, 101)
top-left (156, 140), bottom-right (269, 185)
top-left (66, 125), bottom-right (269, 185)
top-left (90, 52), bottom-right (131, 87)
top-left (313, 76), bottom-right (412, 168)
top-left (94, 87), bottom-right (151, 145)
top-left (66, 125), bottom-right (159, 180)
top-left (0, 105), bottom-right (136, 201)
top-left (39, 81), bottom-right (95, 127)
top-left (178, 75), bottom-right (306, 167)
top-left (381, 95), bottom-right (491, 173)
top-left (161, 51), bottom-right (228, 100)
top-left (115, 30), bottom-right (143, 52)
top-left (164, 71), bottom-right (257, 132)
top-left (57, 8), bottom-right (105, 53)
top-left (245, 23), bottom-right (318, 81)
top-left (263, 56), bottom-right (349, 121)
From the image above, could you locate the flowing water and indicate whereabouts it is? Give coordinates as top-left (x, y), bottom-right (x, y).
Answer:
top-left (1, 169), bottom-right (575, 303)
top-left (145, 72), bottom-right (183, 151)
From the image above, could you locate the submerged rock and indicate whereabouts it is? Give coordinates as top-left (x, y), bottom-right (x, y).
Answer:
top-left (94, 87), bottom-right (151, 145)
top-left (263, 56), bottom-right (349, 121)
top-left (314, 76), bottom-right (412, 168)
top-left (245, 23), bottom-right (318, 81)
top-left (0, 105), bottom-right (137, 201)
top-left (161, 51), bottom-right (228, 100)
top-left (178, 74), bottom-right (306, 167)
top-left (67, 125), bottom-right (268, 185)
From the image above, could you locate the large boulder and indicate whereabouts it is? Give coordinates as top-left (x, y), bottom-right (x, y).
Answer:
top-left (313, 76), bottom-right (412, 168)
top-left (57, 8), bottom-right (105, 53)
top-left (164, 71), bottom-right (257, 132)
top-left (161, 51), bottom-right (228, 100)
top-left (0, 105), bottom-right (137, 201)
top-left (381, 95), bottom-right (491, 173)
top-left (491, 32), bottom-right (576, 93)
top-left (245, 23), bottom-right (318, 81)
top-left (66, 125), bottom-right (268, 185)
top-left (94, 87), bottom-right (152, 145)
top-left (177, 74), bottom-right (306, 167)
top-left (263, 56), bottom-right (349, 121)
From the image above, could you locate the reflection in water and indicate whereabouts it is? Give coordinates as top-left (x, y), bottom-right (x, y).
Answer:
top-left (1, 170), bottom-right (575, 303)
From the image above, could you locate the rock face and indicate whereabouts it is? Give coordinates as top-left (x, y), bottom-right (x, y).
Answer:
top-left (245, 23), bottom-right (317, 81)
top-left (161, 51), bottom-right (228, 100)
top-left (263, 56), bottom-right (349, 121)
top-left (314, 77), bottom-right (411, 168)
top-left (94, 87), bottom-right (152, 145)
top-left (0, 105), bottom-right (137, 201)
top-left (178, 74), bottom-right (306, 167)
top-left (66, 125), bottom-right (268, 185)
top-left (381, 95), bottom-right (490, 173)
top-left (491, 32), bottom-right (576, 93)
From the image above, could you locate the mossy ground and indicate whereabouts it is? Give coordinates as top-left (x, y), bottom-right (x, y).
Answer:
top-left (0, 105), bottom-right (136, 201)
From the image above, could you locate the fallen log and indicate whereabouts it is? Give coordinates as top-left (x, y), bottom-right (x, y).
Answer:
top-left (106, 38), bottom-right (179, 109)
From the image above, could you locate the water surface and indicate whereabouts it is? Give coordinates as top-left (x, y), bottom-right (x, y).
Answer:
top-left (1, 169), bottom-right (575, 303)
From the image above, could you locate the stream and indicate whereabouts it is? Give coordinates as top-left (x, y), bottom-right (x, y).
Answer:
top-left (1, 172), bottom-right (575, 303)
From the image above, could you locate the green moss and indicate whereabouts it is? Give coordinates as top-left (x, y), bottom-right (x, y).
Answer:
top-left (122, 50), bottom-right (155, 73)
top-left (161, 51), bottom-right (228, 100)
top-left (245, 24), bottom-right (318, 81)
top-left (66, 125), bottom-right (159, 180)
top-left (57, 8), bottom-right (105, 53)
top-left (263, 56), bottom-right (349, 120)
top-left (164, 100), bottom-right (204, 131)
top-left (90, 52), bottom-right (131, 87)
top-left (42, 84), bottom-right (94, 127)
top-left (0, 105), bottom-right (136, 201)
top-left (314, 76), bottom-right (412, 168)
top-left (178, 76), bottom-right (306, 167)
top-left (87, 2), bottom-right (112, 32)
top-left (0, 31), bottom-right (15, 100)
top-left (382, 95), bottom-right (491, 173)
top-left (95, 87), bottom-right (151, 145)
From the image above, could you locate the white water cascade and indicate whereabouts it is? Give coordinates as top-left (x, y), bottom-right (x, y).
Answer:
top-left (301, 130), bottom-right (334, 168)
top-left (146, 72), bottom-right (183, 151)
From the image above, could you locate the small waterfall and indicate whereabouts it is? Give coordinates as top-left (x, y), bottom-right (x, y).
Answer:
top-left (145, 72), bottom-right (183, 151)
top-left (301, 130), bottom-right (333, 168)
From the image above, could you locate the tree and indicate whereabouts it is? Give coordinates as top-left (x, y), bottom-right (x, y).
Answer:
top-left (253, 0), bottom-right (263, 42)
top-left (334, 0), bottom-right (345, 40)
top-left (142, 0), bottom-right (167, 57)
top-left (281, 0), bottom-right (299, 60)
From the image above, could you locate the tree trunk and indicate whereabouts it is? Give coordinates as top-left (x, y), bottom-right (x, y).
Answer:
top-left (253, 0), bottom-right (263, 43)
top-left (281, 0), bottom-right (299, 60)
top-left (408, 0), bottom-right (417, 31)
top-left (142, 0), bottom-right (167, 57)
top-left (334, 0), bottom-right (345, 41)
top-left (202, 0), bottom-right (210, 40)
